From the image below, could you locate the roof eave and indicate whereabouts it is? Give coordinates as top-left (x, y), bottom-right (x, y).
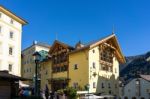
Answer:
top-left (0, 6), bottom-right (28, 25)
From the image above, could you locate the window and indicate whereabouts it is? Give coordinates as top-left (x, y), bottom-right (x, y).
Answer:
top-left (0, 26), bottom-right (1, 33)
top-left (93, 82), bottom-right (96, 88)
top-left (101, 64), bottom-right (106, 71)
top-left (9, 47), bottom-right (13, 55)
top-left (100, 47), bottom-right (113, 63)
top-left (109, 90), bottom-right (111, 94)
top-left (9, 31), bottom-right (14, 39)
top-left (73, 82), bottom-right (78, 89)
top-left (108, 66), bottom-right (112, 72)
top-left (8, 64), bottom-right (12, 71)
top-left (115, 84), bottom-right (117, 88)
top-left (102, 83), bottom-right (104, 88)
top-left (0, 13), bottom-right (2, 18)
top-left (10, 19), bottom-right (14, 24)
top-left (108, 83), bottom-right (111, 88)
top-left (74, 64), bottom-right (78, 70)
top-left (45, 70), bottom-right (48, 75)
top-left (92, 49), bottom-right (95, 53)
top-left (115, 68), bottom-right (117, 73)
top-left (93, 62), bottom-right (95, 69)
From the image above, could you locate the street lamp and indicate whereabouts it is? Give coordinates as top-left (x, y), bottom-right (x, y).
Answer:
top-left (136, 79), bottom-right (140, 85)
top-left (33, 51), bottom-right (41, 96)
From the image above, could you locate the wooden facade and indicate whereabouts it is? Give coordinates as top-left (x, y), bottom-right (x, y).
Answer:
top-left (99, 41), bottom-right (115, 72)
top-left (49, 40), bottom-right (74, 91)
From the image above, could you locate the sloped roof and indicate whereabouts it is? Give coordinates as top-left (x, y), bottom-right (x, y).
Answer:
top-left (49, 40), bottom-right (74, 54)
top-left (140, 75), bottom-right (150, 82)
top-left (0, 5), bottom-right (27, 25)
top-left (22, 42), bottom-right (50, 52)
top-left (0, 71), bottom-right (30, 81)
top-left (70, 34), bottom-right (126, 63)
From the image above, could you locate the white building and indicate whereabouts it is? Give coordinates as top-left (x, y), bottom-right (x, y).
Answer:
top-left (21, 41), bottom-right (50, 85)
top-left (119, 75), bottom-right (150, 99)
top-left (0, 6), bottom-right (27, 76)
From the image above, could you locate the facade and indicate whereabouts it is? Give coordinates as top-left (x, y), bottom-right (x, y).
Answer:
top-left (40, 58), bottom-right (52, 91)
top-left (119, 75), bottom-right (150, 99)
top-left (21, 41), bottom-right (50, 86)
top-left (40, 34), bottom-right (125, 97)
top-left (0, 6), bottom-right (27, 76)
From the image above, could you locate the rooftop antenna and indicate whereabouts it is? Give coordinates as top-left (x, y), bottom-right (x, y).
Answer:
top-left (112, 24), bottom-right (115, 34)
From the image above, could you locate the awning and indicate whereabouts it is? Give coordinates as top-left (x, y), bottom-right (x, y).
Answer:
top-left (0, 70), bottom-right (31, 81)
top-left (19, 81), bottom-right (29, 88)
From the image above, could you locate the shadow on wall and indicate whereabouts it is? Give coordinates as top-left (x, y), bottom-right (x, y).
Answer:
top-left (96, 74), bottom-right (118, 95)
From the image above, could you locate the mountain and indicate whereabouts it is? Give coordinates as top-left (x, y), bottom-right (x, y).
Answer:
top-left (120, 51), bottom-right (150, 81)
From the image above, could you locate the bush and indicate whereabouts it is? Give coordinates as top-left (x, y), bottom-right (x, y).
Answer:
top-left (57, 87), bottom-right (78, 99)
top-left (66, 87), bottom-right (77, 99)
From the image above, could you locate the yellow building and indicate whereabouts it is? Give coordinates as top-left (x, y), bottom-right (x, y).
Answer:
top-left (40, 34), bottom-right (125, 97)
top-left (40, 58), bottom-right (52, 90)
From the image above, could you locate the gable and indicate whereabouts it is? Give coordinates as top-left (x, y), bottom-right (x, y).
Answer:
top-left (49, 40), bottom-right (74, 54)
top-left (90, 34), bottom-right (126, 63)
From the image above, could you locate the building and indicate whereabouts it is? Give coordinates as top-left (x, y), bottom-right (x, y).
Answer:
top-left (0, 70), bottom-right (28, 99)
top-left (21, 41), bottom-right (50, 86)
top-left (40, 34), bottom-right (125, 97)
top-left (119, 75), bottom-right (150, 99)
top-left (0, 6), bottom-right (27, 76)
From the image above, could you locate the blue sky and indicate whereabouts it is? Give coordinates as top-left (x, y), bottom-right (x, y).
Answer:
top-left (0, 0), bottom-right (150, 56)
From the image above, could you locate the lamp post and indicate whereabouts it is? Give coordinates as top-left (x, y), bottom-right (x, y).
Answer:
top-left (33, 51), bottom-right (41, 96)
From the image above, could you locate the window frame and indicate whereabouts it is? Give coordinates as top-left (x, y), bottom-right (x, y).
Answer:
top-left (9, 47), bottom-right (13, 55)
top-left (9, 31), bottom-right (14, 39)
top-left (8, 64), bottom-right (13, 72)
top-left (74, 64), bottom-right (78, 70)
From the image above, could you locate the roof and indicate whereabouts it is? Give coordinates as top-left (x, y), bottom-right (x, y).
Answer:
top-left (0, 71), bottom-right (30, 81)
top-left (70, 34), bottom-right (126, 63)
top-left (49, 40), bottom-right (74, 54)
top-left (22, 42), bottom-right (50, 52)
top-left (140, 75), bottom-right (150, 82)
top-left (0, 5), bottom-right (27, 25)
